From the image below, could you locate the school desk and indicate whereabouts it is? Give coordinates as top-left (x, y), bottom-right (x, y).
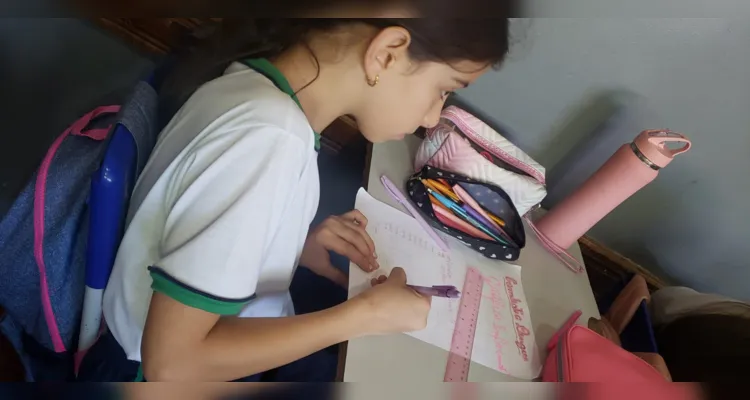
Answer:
top-left (338, 135), bottom-right (601, 382)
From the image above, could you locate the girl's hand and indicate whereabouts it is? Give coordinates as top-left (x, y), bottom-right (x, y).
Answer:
top-left (300, 210), bottom-right (379, 288)
top-left (353, 267), bottom-right (432, 334)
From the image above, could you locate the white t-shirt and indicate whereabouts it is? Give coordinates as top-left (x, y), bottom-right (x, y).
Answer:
top-left (103, 61), bottom-right (320, 362)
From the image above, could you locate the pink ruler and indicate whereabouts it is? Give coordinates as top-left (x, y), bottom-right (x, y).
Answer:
top-left (444, 267), bottom-right (484, 382)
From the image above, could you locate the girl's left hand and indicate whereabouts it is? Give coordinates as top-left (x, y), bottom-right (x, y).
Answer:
top-left (299, 210), bottom-right (379, 288)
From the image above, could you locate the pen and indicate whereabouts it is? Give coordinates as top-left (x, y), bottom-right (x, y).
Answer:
top-left (453, 184), bottom-right (504, 231)
top-left (428, 188), bottom-right (508, 245)
top-left (453, 185), bottom-right (516, 246)
top-left (456, 182), bottom-right (506, 227)
top-left (380, 175), bottom-right (450, 252)
top-left (408, 284), bottom-right (461, 298)
top-left (433, 204), bottom-right (495, 241)
top-left (488, 213), bottom-right (506, 228)
top-left (428, 194), bottom-right (450, 212)
top-left (462, 204), bottom-right (503, 236)
top-left (421, 179), bottom-right (461, 202)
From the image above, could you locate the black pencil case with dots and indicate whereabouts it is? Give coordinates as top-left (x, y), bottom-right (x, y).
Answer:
top-left (406, 165), bottom-right (526, 261)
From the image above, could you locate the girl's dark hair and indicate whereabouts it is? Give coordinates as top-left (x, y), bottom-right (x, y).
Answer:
top-left (158, 16), bottom-right (514, 123)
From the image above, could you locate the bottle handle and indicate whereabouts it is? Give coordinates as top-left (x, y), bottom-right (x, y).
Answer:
top-left (645, 130), bottom-right (692, 157)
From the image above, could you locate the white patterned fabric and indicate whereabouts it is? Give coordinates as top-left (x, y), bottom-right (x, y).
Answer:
top-left (415, 106), bottom-right (547, 216)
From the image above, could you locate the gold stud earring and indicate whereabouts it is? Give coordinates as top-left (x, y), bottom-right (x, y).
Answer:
top-left (367, 75), bottom-right (379, 87)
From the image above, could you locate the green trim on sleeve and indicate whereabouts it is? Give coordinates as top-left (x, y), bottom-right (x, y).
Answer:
top-left (149, 267), bottom-right (254, 315)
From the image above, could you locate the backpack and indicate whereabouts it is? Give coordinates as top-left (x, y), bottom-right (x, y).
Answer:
top-left (0, 82), bottom-right (157, 380)
top-left (542, 277), bottom-right (701, 399)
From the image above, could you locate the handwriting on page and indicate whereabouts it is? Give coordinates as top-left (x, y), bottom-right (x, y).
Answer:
top-left (484, 277), bottom-right (511, 373)
top-left (480, 276), bottom-right (534, 374)
top-left (370, 222), bottom-right (452, 279)
top-left (370, 221), bottom-right (455, 315)
top-left (473, 268), bottom-right (540, 379)
top-left (504, 277), bottom-right (532, 362)
top-left (350, 189), bottom-right (540, 379)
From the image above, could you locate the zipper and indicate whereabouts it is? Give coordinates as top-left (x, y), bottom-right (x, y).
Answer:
top-left (557, 339), bottom-right (565, 382)
top-left (440, 107), bottom-right (547, 186)
top-left (412, 166), bottom-right (525, 249)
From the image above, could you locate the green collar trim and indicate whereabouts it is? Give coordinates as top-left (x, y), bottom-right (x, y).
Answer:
top-left (134, 365), bottom-right (144, 382)
top-left (149, 267), bottom-right (254, 315)
top-left (242, 58), bottom-right (321, 151)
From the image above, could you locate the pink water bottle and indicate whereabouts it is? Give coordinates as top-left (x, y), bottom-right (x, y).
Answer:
top-left (534, 130), bottom-right (692, 250)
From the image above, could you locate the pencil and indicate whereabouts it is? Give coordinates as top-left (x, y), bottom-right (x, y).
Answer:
top-left (488, 213), bottom-right (506, 227)
top-left (424, 179), bottom-right (461, 202)
top-left (428, 194), bottom-right (450, 212)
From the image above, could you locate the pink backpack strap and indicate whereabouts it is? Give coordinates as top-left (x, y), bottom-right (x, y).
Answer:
top-left (33, 105), bottom-right (120, 352)
top-left (525, 215), bottom-right (584, 274)
top-left (547, 310), bottom-right (582, 351)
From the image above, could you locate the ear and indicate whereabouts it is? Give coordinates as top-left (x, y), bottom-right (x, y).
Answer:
top-left (363, 26), bottom-right (412, 80)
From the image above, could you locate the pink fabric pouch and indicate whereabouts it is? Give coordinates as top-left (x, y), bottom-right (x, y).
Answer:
top-left (415, 106), bottom-right (547, 216)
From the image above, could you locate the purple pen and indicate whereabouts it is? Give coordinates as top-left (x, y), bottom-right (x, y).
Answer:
top-left (461, 203), bottom-right (516, 246)
top-left (408, 284), bottom-right (461, 298)
top-left (381, 175), bottom-right (449, 252)
top-left (462, 204), bottom-right (501, 235)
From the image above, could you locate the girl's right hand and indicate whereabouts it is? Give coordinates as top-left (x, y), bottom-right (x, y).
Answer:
top-left (352, 267), bottom-right (432, 335)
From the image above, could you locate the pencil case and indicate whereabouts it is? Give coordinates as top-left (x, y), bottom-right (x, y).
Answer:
top-left (406, 165), bottom-right (526, 261)
top-left (415, 106), bottom-right (547, 216)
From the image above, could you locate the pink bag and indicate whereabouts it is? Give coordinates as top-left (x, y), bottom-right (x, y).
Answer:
top-left (415, 106), bottom-right (587, 272)
top-left (543, 312), bottom-right (699, 400)
top-left (415, 106), bottom-right (546, 217)
top-left (543, 324), bottom-right (667, 382)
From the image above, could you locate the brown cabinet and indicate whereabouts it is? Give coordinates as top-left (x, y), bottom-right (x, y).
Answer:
top-left (96, 18), bottom-right (362, 152)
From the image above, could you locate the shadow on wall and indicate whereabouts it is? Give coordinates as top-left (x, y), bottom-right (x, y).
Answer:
top-left (541, 89), bottom-right (645, 208)
top-left (586, 178), bottom-right (681, 285)
top-left (0, 19), bottom-right (155, 216)
top-left (449, 89), bottom-right (642, 209)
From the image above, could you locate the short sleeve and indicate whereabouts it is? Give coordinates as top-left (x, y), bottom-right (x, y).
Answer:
top-left (148, 126), bottom-right (308, 315)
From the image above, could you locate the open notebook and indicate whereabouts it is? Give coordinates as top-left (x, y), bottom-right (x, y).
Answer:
top-left (348, 188), bottom-right (542, 380)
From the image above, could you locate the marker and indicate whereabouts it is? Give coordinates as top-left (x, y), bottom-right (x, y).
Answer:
top-left (381, 175), bottom-right (449, 252)
top-left (453, 184), bottom-right (503, 231)
top-left (463, 204), bottom-right (502, 236)
top-left (453, 184), bottom-right (515, 245)
top-left (421, 179), bottom-right (460, 203)
top-left (488, 213), bottom-right (506, 228)
top-left (428, 194), bottom-right (450, 212)
top-left (408, 284), bottom-right (461, 298)
top-left (428, 188), bottom-right (508, 245)
top-left (433, 204), bottom-right (495, 241)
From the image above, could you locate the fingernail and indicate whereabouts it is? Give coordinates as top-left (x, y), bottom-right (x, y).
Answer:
top-left (373, 251), bottom-right (378, 259)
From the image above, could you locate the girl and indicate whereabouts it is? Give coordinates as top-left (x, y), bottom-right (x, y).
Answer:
top-left (79, 12), bottom-right (513, 382)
